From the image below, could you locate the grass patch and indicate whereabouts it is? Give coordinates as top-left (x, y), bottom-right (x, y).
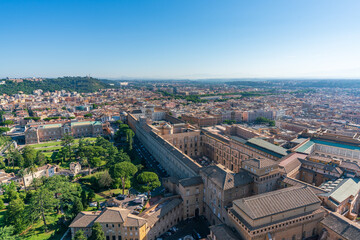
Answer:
top-left (29, 137), bottom-right (97, 149)
top-left (94, 193), bottom-right (106, 202)
top-left (99, 188), bottom-right (127, 197)
top-left (30, 141), bottom-right (61, 148)
top-left (21, 213), bottom-right (66, 240)
top-left (42, 152), bottom-right (57, 159)
top-left (37, 146), bottom-right (62, 151)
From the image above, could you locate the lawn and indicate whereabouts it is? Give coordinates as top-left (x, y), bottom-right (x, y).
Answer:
top-left (36, 146), bottom-right (62, 151)
top-left (42, 152), bottom-right (57, 159)
top-left (21, 213), bottom-right (66, 240)
top-left (29, 137), bottom-right (97, 149)
top-left (29, 141), bottom-right (62, 148)
top-left (100, 188), bottom-right (127, 197)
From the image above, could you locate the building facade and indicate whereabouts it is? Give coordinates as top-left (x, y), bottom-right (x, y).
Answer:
top-left (25, 121), bottom-right (108, 144)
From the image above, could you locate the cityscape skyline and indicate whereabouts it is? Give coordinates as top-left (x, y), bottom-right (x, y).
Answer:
top-left (1, 0), bottom-right (360, 79)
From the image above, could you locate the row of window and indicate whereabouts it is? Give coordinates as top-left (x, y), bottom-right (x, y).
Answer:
top-left (229, 210), bottom-right (315, 236)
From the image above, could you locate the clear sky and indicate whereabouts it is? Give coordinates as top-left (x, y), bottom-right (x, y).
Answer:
top-left (1, 0), bottom-right (359, 79)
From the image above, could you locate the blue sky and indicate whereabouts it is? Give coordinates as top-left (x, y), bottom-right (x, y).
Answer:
top-left (1, 0), bottom-right (359, 79)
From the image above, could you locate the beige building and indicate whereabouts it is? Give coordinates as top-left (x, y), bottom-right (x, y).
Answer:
top-left (319, 211), bottom-right (360, 240)
top-left (241, 157), bottom-right (281, 194)
top-left (202, 126), bottom-right (288, 173)
top-left (127, 113), bottom-right (201, 179)
top-left (200, 164), bottom-right (253, 226)
top-left (228, 186), bottom-right (325, 240)
top-left (18, 164), bottom-right (58, 187)
top-left (70, 198), bottom-right (184, 240)
top-left (154, 122), bottom-right (203, 158)
top-left (318, 178), bottom-right (360, 220)
top-left (25, 121), bottom-right (108, 144)
top-left (163, 176), bottom-right (204, 219)
top-left (70, 207), bottom-right (147, 240)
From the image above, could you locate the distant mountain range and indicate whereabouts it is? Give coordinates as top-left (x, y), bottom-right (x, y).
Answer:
top-left (0, 77), bottom-right (113, 95)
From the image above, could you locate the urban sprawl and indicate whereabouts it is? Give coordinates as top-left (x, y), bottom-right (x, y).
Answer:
top-left (0, 78), bottom-right (360, 240)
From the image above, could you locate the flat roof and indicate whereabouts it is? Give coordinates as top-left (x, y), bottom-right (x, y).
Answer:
top-left (70, 121), bottom-right (101, 126)
top-left (246, 138), bottom-right (288, 158)
top-left (295, 140), bottom-right (315, 153)
top-left (321, 178), bottom-right (360, 205)
top-left (40, 124), bottom-right (62, 129)
top-left (313, 139), bottom-right (360, 151)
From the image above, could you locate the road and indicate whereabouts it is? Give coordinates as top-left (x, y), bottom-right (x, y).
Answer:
top-left (133, 138), bottom-right (167, 196)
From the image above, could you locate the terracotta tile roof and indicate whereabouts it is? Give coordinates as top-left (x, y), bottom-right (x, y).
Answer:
top-left (69, 211), bottom-right (101, 228)
top-left (95, 208), bottom-right (131, 223)
top-left (70, 207), bottom-right (146, 228)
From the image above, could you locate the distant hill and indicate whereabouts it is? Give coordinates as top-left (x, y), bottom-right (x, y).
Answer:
top-left (0, 77), bottom-right (113, 95)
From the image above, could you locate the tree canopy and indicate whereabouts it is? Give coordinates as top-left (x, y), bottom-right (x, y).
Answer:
top-left (136, 171), bottom-right (161, 193)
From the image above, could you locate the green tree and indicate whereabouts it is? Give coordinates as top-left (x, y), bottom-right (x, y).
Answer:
top-left (107, 150), bottom-right (130, 166)
top-left (81, 189), bottom-right (88, 208)
top-left (0, 198), bottom-right (5, 210)
top-left (2, 181), bottom-right (19, 202)
top-left (98, 171), bottom-right (113, 189)
top-left (35, 151), bottom-right (47, 166)
top-left (81, 157), bottom-right (90, 175)
top-left (5, 198), bottom-right (26, 233)
top-left (111, 162), bottom-right (137, 194)
top-left (61, 133), bottom-right (74, 161)
top-left (136, 171), bottom-right (161, 194)
top-left (22, 146), bottom-right (36, 168)
top-left (0, 226), bottom-right (16, 240)
top-left (89, 222), bottom-right (105, 240)
top-left (0, 127), bottom-right (10, 134)
top-left (1, 120), bottom-right (14, 127)
top-left (89, 157), bottom-right (102, 173)
top-left (29, 186), bottom-right (59, 232)
top-left (42, 175), bottom-right (81, 218)
top-left (10, 149), bottom-right (24, 168)
top-left (72, 198), bottom-right (84, 216)
top-left (74, 230), bottom-right (86, 240)
top-left (87, 189), bottom-right (95, 203)
top-left (114, 120), bottom-right (123, 126)
top-left (125, 128), bottom-right (135, 150)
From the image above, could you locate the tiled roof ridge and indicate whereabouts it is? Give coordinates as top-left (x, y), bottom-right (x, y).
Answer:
top-left (242, 186), bottom-right (304, 202)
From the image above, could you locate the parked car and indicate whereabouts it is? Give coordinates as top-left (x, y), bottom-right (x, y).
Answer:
top-left (117, 194), bottom-right (126, 200)
top-left (192, 231), bottom-right (201, 240)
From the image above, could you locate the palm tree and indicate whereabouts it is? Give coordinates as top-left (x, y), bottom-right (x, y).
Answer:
top-left (28, 164), bottom-right (38, 190)
top-left (18, 169), bottom-right (27, 192)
